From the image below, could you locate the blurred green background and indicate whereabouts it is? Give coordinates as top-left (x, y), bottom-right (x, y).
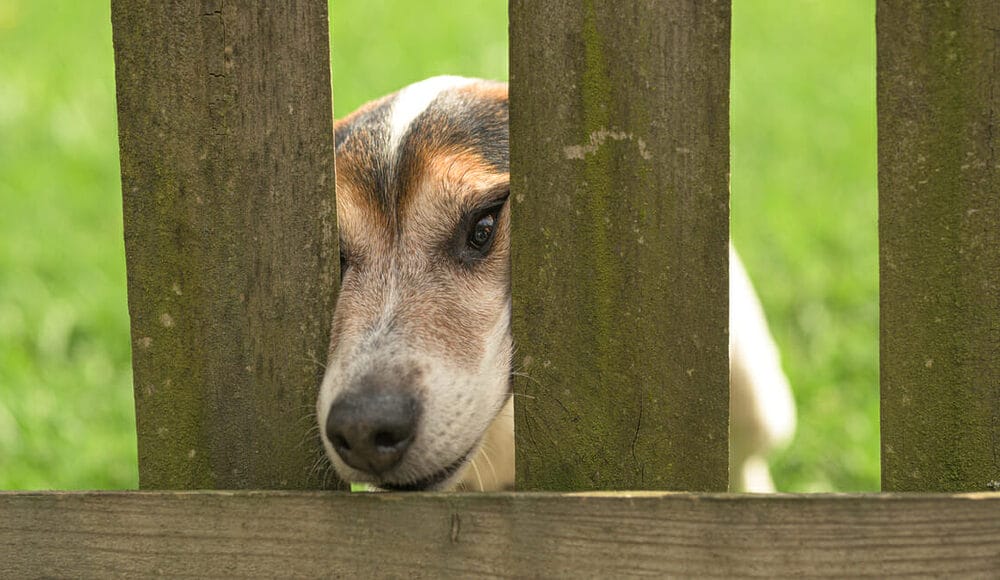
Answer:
top-left (0, 0), bottom-right (877, 491)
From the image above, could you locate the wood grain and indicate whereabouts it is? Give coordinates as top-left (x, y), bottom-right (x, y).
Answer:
top-left (111, 1), bottom-right (338, 489)
top-left (877, 1), bottom-right (1000, 491)
top-left (510, 0), bottom-right (731, 491)
top-left (1, 491), bottom-right (998, 578)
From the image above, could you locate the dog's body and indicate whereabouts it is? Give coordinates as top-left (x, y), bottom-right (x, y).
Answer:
top-left (318, 77), bottom-right (795, 492)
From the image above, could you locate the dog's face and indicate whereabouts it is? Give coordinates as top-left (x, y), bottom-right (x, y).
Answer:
top-left (317, 77), bottom-right (512, 490)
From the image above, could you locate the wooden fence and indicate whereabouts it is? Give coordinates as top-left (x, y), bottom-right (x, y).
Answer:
top-left (1, 0), bottom-right (998, 577)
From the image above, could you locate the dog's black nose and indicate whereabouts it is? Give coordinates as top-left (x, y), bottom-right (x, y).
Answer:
top-left (325, 390), bottom-right (420, 475)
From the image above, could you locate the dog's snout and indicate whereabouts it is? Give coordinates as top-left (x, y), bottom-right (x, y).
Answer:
top-left (326, 390), bottom-right (420, 475)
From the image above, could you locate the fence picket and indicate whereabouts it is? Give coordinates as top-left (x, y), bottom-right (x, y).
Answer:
top-left (878, 0), bottom-right (1000, 491)
top-left (510, 0), bottom-right (732, 491)
top-left (111, 1), bottom-right (338, 489)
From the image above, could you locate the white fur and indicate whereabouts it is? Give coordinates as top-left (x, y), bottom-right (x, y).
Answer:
top-left (388, 76), bottom-right (476, 157)
top-left (728, 245), bottom-right (796, 491)
top-left (454, 300), bottom-right (514, 490)
top-left (317, 271), bottom-right (512, 490)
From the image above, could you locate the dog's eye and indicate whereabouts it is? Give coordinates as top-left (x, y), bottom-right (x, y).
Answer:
top-left (469, 213), bottom-right (496, 250)
top-left (452, 192), bottom-right (508, 264)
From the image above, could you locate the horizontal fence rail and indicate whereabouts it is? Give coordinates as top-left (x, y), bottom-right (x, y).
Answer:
top-left (2, 492), bottom-right (999, 578)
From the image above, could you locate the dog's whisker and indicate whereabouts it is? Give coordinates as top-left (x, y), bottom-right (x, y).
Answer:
top-left (479, 442), bottom-right (499, 483)
top-left (510, 370), bottom-right (542, 388)
top-left (300, 350), bottom-right (328, 372)
top-left (294, 405), bottom-right (325, 450)
top-left (310, 458), bottom-right (325, 479)
top-left (296, 425), bottom-right (323, 451)
top-left (469, 456), bottom-right (485, 492)
top-left (321, 461), bottom-right (338, 489)
top-left (295, 406), bottom-right (320, 430)
top-left (297, 414), bottom-right (319, 429)
top-left (308, 447), bottom-right (331, 478)
top-left (308, 452), bottom-right (324, 477)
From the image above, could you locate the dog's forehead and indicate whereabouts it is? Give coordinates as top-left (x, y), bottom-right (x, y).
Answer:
top-left (334, 77), bottom-right (508, 217)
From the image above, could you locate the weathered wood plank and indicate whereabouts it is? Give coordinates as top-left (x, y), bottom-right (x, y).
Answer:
top-left (877, 1), bottom-right (1000, 491)
top-left (111, 1), bottom-right (338, 488)
top-left (510, 0), bottom-right (731, 491)
top-left (1, 492), bottom-right (998, 578)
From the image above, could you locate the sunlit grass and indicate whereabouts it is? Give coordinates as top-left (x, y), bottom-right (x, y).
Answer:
top-left (0, 0), bottom-right (135, 488)
top-left (731, 0), bottom-right (878, 491)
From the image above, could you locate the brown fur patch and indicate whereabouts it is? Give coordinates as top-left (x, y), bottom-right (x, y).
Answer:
top-left (457, 81), bottom-right (508, 103)
top-left (331, 144), bottom-right (509, 368)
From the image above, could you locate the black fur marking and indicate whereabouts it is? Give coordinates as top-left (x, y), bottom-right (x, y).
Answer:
top-left (398, 87), bottom-right (509, 181)
top-left (334, 95), bottom-right (395, 212)
top-left (335, 82), bottom-right (509, 222)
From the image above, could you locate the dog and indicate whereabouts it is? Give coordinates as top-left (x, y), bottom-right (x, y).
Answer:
top-left (317, 76), bottom-right (795, 492)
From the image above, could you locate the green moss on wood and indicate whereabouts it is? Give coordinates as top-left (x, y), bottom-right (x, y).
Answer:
top-left (878, 0), bottom-right (1000, 491)
top-left (112, 1), bottom-right (339, 490)
top-left (511, 0), bottom-right (731, 492)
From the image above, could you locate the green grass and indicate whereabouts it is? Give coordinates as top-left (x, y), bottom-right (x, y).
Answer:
top-left (0, 0), bottom-right (878, 491)
top-left (731, 0), bottom-right (879, 491)
top-left (0, 0), bottom-right (135, 488)
top-left (330, 0), bottom-right (508, 115)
